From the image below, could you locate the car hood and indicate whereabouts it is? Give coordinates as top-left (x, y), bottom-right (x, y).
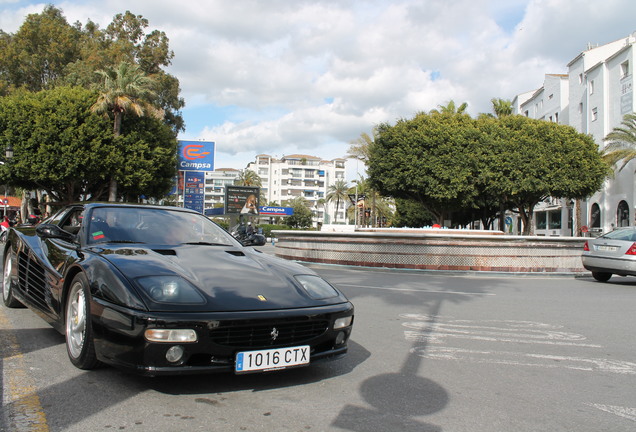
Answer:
top-left (91, 244), bottom-right (348, 312)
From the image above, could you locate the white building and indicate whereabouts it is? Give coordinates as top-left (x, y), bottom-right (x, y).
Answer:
top-left (246, 154), bottom-right (348, 224)
top-left (513, 32), bottom-right (636, 235)
top-left (204, 168), bottom-right (240, 208)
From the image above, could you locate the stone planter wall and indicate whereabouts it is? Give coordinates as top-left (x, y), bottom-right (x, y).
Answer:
top-left (271, 230), bottom-right (587, 274)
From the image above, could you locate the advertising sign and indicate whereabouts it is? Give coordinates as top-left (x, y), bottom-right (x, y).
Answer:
top-left (183, 171), bottom-right (205, 213)
top-left (178, 140), bottom-right (215, 172)
top-left (225, 186), bottom-right (260, 215)
top-left (259, 206), bottom-right (294, 216)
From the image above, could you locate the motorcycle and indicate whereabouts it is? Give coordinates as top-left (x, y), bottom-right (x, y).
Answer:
top-left (230, 224), bottom-right (267, 247)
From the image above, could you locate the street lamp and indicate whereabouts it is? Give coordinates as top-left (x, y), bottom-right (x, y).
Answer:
top-left (3, 145), bottom-right (12, 218)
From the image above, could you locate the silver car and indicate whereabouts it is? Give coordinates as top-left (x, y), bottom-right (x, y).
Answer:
top-left (582, 227), bottom-right (636, 282)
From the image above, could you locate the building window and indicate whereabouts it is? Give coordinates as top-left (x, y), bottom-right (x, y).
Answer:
top-left (536, 212), bottom-right (547, 230)
top-left (591, 107), bottom-right (598, 121)
top-left (578, 73), bottom-right (583, 84)
top-left (554, 112), bottom-right (559, 123)
top-left (590, 203), bottom-right (601, 228)
top-left (548, 210), bottom-right (562, 230)
top-left (617, 200), bottom-right (630, 227)
top-left (589, 80), bottom-right (595, 94)
top-left (548, 94), bottom-right (553, 100)
top-left (621, 61), bottom-right (630, 78)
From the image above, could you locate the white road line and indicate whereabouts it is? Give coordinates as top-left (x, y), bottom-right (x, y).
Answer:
top-left (409, 346), bottom-right (636, 375)
top-left (588, 404), bottom-right (636, 422)
top-left (404, 330), bottom-right (602, 348)
top-left (338, 284), bottom-right (495, 295)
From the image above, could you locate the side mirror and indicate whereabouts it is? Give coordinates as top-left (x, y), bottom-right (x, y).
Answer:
top-left (36, 223), bottom-right (76, 243)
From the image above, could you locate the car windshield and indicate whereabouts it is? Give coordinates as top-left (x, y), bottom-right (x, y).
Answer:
top-left (86, 206), bottom-right (237, 246)
top-left (599, 228), bottom-right (636, 242)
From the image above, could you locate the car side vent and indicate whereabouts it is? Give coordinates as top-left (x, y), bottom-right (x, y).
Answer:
top-left (225, 250), bottom-right (245, 257)
top-left (17, 251), bottom-right (47, 310)
top-left (152, 249), bottom-right (177, 256)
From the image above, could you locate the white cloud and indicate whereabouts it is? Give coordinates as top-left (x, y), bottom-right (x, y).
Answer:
top-left (2, 0), bottom-right (636, 178)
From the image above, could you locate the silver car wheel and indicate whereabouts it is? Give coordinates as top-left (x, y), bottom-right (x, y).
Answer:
top-left (66, 281), bottom-right (86, 359)
top-left (2, 252), bottom-right (11, 302)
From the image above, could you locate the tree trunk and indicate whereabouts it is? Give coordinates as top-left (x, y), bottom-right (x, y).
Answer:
top-left (108, 178), bottom-right (117, 202)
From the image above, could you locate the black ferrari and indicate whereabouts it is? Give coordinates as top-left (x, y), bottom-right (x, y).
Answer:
top-left (2, 203), bottom-right (354, 376)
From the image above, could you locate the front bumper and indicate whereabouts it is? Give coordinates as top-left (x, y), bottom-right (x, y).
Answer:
top-left (90, 299), bottom-right (354, 376)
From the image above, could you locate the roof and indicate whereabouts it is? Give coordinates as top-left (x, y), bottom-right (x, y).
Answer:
top-left (1, 196), bottom-right (22, 207)
top-left (282, 154), bottom-right (321, 160)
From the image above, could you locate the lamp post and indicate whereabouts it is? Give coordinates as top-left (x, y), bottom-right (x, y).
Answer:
top-left (4, 145), bottom-right (13, 218)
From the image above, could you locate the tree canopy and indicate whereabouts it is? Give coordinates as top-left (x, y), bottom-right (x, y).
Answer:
top-left (0, 86), bottom-right (177, 205)
top-left (0, 6), bottom-right (184, 133)
top-left (368, 112), bottom-right (610, 234)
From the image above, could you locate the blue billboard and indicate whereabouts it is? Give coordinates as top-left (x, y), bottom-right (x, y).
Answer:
top-left (178, 140), bottom-right (215, 172)
top-left (183, 171), bottom-right (205, 213)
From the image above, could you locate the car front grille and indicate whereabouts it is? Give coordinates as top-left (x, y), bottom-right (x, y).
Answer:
top-left (210, 319), bottom-right (329, 348)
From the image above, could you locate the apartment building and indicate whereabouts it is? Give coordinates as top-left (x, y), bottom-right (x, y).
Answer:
top-left (513, 32), bottom-right (636, 235)
top-left (246, 154), bottom-right (347, 224)
top-left (204, 168), bottom-right (240, 208)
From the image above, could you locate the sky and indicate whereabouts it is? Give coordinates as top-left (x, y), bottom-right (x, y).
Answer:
top-left (1, 0), bottom-right (636, 180)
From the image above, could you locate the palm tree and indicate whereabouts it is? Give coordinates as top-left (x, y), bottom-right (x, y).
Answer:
top-left (347, 128), bottom-right (378, 166)
top-left (491, 98), bottom-right (513, 118)
top-left (91, 61), bottom-right (161, 201)
top-left (235, 169), bottom-right (262, 187)
top-left (326, 179), bottom-right (349, 223)
top-left (430, 100), bottom-right (468, 115)
top-left (602, 113), bottom-right (636, 171)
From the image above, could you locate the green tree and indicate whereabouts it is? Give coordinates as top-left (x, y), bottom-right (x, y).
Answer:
top-left (326, 179), bottom-right (349, 224)
top-left (368, 112), bottom-right (609, 235)
top-left (284, 196), bottom-right (313, 228)
top-left (481, 115), bottom-right (610, 234)
top-left (602, 112), bottom-right (636, 170)
top-left (0, 5), bottom-right (81, 92)
top-left (347, 128), bottom-right (378, 166)
top-left (91, 61), bottom-right (162, 201)
top-left (0, 86), bottom-right (176, 204)
top-left (235, 169), bottom-right (262, 187)
top-left (430, 100), bottom-right (468, 115)
top-left (0, 6), bottom-right (185, 132)
top-left (369, 112), bottom-right (481, 225)
top-left (491, 98), bottom-right (513, 118)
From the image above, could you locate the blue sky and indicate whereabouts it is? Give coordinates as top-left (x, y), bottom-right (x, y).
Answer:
top-left (1, 0), bottom-right (635, 179)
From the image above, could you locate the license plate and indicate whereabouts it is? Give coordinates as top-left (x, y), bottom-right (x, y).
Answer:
top-left (235, 345), bottom-right (310, 373)
top-left (597, 245), bottom-right (618, 252)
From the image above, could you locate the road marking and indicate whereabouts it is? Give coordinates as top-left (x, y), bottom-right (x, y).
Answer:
top-left (589, 404), bottom-right (636, 422)
top-left (409, 346), bottom-right (636, 375)
top-left (0, 308), bottom-right (49, 432)
top-left (338, 284), bottom-right (495, 296)
top-left (400, 314), bottom-right (636, 375)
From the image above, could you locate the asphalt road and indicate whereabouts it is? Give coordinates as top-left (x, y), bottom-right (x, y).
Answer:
top-left (2, 251), bottom-right (636, 432)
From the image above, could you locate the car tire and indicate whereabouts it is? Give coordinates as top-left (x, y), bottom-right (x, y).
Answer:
top-left (65, 273), bottom-right (101, 370)
top-left (592, 272), bottom-right (612, 282)
top-left (3, 248), bottom-right (24, 308)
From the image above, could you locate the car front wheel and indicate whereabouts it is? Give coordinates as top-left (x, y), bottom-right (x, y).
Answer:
top-left (65, 273), bottom-right (100, 369)
top-left (3, 248), bottom-right (23, 308)
top-left (591, 271), bottom-right (612, 282)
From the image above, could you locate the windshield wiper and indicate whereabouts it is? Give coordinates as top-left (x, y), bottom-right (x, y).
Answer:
top-left (108, 240), bottom-right (146, 244)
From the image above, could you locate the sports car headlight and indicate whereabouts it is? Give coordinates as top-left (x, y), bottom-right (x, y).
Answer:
top-left (294, 275), bottom-right (339, 300)
top-left (136, 276), bottom-right (205, 304)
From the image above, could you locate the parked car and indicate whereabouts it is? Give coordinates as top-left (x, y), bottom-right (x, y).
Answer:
top-left (582, 227), bottom-right (636, 282)
top-left (2, 203), bottom-right (354, 376)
